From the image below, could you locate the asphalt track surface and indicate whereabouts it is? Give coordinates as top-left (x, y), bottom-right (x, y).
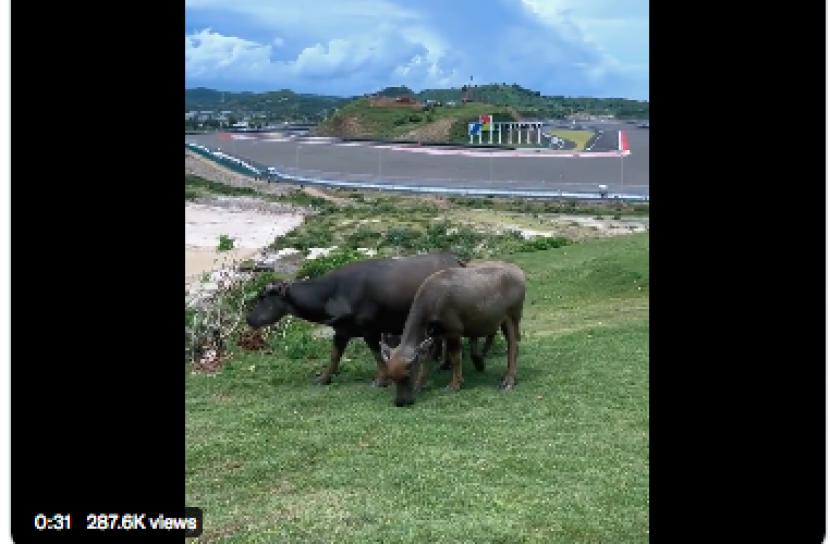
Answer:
top-left (185, 122), bottom-right (648, 197)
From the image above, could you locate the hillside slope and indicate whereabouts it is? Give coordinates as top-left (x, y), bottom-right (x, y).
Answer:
top-left (315, 98), bottom-right (517, 143)
top-left (186, 231), bottom-right (649, 543)
top-left (185, 88), bottom-right (350, 122)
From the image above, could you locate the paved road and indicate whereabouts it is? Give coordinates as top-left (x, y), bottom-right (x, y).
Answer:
top-left (185, 122), bottom-right (648, 196)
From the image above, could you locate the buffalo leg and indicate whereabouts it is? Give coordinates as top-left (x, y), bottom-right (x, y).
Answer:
top-left (446, 337), bottom-right (464, 391)
top-left (438, 339), bottom-right (451, 371)
top-left (481, 333), bottom-right (495, 358)
top-left (470, 336), bottom-right (489, 372)
top-left (414, 356), bottom-right (431, 392)
top-left (364, 334), bottom-right (389, 387)
top-left (499, 319), bottom-right (518, 391)
top-left (317, 332), bottom-right (350, 385)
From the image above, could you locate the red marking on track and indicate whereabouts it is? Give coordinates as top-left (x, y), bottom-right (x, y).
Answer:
top-left (217, 132), bottom-right (232, 141)
top-left (618, 130), bottom-right (630, 151)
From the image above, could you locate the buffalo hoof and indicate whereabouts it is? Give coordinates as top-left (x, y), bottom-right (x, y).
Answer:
top-left (446, 382), bottom-right (462, 392)
top-left (499, 377), bottom-right (515, 391)
top-left (472, 357), bottom-right (485, 372)
top-left (315, 374), bottom-right (333, 385)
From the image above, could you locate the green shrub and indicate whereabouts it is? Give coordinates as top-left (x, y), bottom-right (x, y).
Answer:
top-left (516, 236), bottom-right (571, 253)
top-left (218, 235), bottom-right (234, 252)
top-left (296, 248), bottom-right (364, 279)
top-left (275, 222), bottom-right (334, 251)
top-left (269, 317), bottom-right (329, 360)
top-left (346, 225), bottom-right (381, 249)
top-left (185, 175), bottom-right (258, 198)
top-left (382, 226), bottom-right (423, 250)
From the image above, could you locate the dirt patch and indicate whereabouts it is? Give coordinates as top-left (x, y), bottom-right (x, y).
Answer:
top-left (238, 330), bottom-right (266, 351)
top-left (186, 247), bottom-right (260, 282)
top-left (398, 118), bottom-right (456, 143)
top-left (457, 209), bottom-right (648, 241)
top-left (185, 200), bottom-right (305, 283)
top-left (315, 116), bottom-right (373, 138)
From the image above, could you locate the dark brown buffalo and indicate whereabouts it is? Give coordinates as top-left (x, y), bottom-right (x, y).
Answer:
top-left (381, 261), bottom-right (526, 406)
top-left (246, 252), bottom-right (465, 386)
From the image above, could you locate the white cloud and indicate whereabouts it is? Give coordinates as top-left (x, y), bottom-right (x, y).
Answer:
top-left (185, 27), bottom-right (443, 93)
top-left (185, 29), bottom-right (272, 78)
top-left (185, 0), bottom-right (648, 98)
top-left (185, 0), bottom-right (420, 37)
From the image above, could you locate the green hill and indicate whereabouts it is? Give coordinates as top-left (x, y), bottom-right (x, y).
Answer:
top-left (185, 84), bottom-right (648, 134)
top-left (418, 84), bottom-right (648, 120)
top-left (185, 87), bottom-right (351, 122)
top-left (314, 98), bottom-right (518, 143)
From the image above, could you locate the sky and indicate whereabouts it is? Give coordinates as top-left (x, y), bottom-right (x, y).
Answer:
top-left (185, 0), bottom-right (648, 100)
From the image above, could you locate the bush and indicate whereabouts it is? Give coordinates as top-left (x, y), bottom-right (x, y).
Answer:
top-left (516, 236), bottom-right (571, 253)
top-left (218, 235), bottom-right (234, 252)
top-left (268, 317), bottom-right (329, 360)
top-left (346, 225), bottom-right (381, 249)
top-left (382, 226), bottom-right (423, 250)
top-left (277, 190), bottom-right (337, 214)
top-left (296, 248), bottom-right (364, 279)
top-left (276, 222), bottom-right (334, 251)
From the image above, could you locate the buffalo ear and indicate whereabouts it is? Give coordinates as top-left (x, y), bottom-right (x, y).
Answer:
top-left (276, 281), bottom-right (290, 297)
top-left (265, 281), bottom-right (289, 296)
top-left (380, 339), bottom-right (392, 363)
top-left (415, 336), bottom-right (435, 357)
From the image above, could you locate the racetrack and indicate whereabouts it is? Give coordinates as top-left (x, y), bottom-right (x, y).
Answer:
top-left (185, 122), bottom-right (649, 198)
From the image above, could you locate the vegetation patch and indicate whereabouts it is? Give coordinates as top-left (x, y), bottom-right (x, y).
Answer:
top-left (295, 248), bottom-right (365, 280)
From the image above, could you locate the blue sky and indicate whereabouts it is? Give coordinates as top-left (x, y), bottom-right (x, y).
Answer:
top-left (185, 0), bottom-right (648, 100)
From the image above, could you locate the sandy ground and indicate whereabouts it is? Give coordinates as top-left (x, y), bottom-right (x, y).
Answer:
top-left (185, 201), bottom-right (304, 282)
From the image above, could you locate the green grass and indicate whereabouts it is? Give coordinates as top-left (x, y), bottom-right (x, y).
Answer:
top-left (548, 130), bottom-right (595, 151)
top-left (186, 174), bottom-right (259, 200)
top-left (186, 233), bottom-right (649, 543)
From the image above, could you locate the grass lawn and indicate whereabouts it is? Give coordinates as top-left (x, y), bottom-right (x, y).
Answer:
top-left (548, 130), bottom-right (595, 151)
top-left (186, 232), bottom-right (649, 543)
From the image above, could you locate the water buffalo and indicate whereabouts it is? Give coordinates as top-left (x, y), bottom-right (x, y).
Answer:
top-left (380, 261), bottom-right (526, 406)
top-left (246, 252), bottom-right (465, 386)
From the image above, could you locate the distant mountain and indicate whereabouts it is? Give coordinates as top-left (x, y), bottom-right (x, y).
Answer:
top-left (416, 84), bottom-right (648, 120)
top-left (185, 84), bottom-right (648, 125)
top-left (374, 86), bottom-right (416, 98)
top-left (185, 87), bottom-right (351, 122)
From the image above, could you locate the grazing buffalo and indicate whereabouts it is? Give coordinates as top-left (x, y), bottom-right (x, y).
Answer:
top-left (381, 261), bottom-right (526, 406)
top-left (382, 332), bottom-right (495, 372)
top-left (246, 252), bottom-right (465, 386)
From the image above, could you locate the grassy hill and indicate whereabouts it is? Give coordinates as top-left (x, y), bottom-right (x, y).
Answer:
top-left (315, 83), bottom-right (647, 142)
top-left (315, 98), bottom-right (518, 143)
top-left (185, 84), bottom-right (648, 128)
top-left (186, 192), bottom-right (649, 543)
top-left (417, 84), bottom-right (648, 120)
